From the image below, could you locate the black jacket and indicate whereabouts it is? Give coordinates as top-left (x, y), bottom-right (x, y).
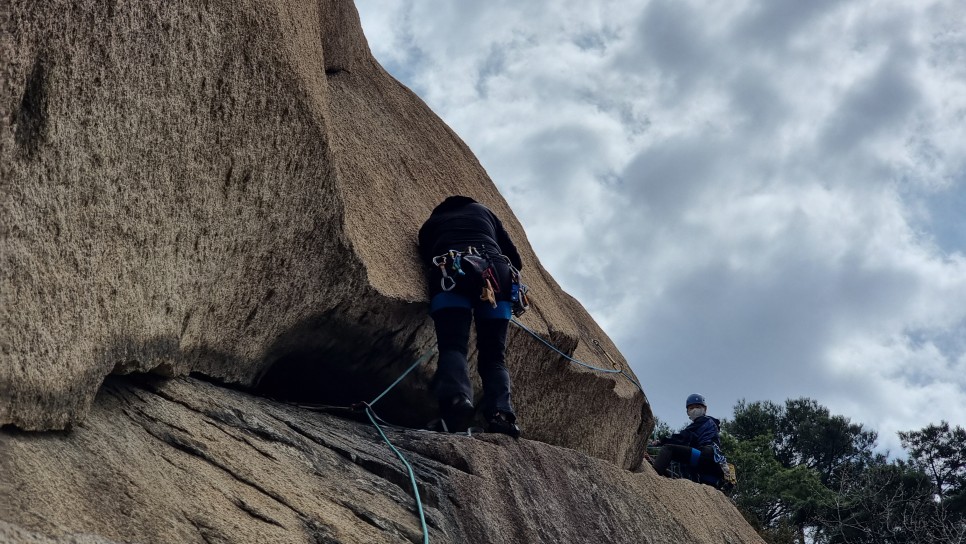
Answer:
top-left (418, 196), bottom-right (523, 270)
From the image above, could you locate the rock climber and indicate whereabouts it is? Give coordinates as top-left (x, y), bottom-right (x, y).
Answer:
top-left (650, 393), bottom-right (725, 482)
top-left (418, 195), bottom-right (523, 437)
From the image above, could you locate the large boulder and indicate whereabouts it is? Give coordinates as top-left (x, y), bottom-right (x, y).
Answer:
top-left (0, 0), bottom-right (649, 468)
top-left (0, 376), bottom-right (763, 544)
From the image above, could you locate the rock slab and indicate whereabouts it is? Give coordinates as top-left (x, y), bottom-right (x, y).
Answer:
top-left (1, 376), bottom-right (763, 544)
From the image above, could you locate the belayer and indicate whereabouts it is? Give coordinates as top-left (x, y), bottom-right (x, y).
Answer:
top-left (417, 195), bottom-right (525, 437)
top-left (650, 393), bottom-right (733, 488)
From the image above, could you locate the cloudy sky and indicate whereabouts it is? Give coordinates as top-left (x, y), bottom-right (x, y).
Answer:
top-left (356, 0), bottom-right (966, 454)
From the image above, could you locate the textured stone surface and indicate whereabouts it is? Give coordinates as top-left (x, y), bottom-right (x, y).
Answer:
top-left (1, 376), bottom-right (764, 544)
top-left (0, 0), bottom-right (648, 468)
top-left (0, 522), bottom-right (120, 544)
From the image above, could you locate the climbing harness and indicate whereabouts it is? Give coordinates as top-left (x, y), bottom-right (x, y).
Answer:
top-left (431, 246), bottom-right (528, 311)
top-left (432, 247), bottom-right (487, 294)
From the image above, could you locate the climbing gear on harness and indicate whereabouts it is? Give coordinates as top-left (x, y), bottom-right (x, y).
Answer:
top-left (432, 246), bottom-right (522, 311)
top-left (476, 244), bottom-right (499, 309)
top-left (433, 250), bottom-right (468, 292)
top-left (507, 262), bottom-right (530, 317)
top-left (511, 279), bottom-right (529, 317)
top-left (432, 247), bottom-right (487, 293)
top-left (481, 265), bottom-right (499, 308)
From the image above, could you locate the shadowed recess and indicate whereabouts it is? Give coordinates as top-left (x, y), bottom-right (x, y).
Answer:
top-left (14, 54), bottom-right (50, 158)
top-left (253, 313), bottom-right (436, 428)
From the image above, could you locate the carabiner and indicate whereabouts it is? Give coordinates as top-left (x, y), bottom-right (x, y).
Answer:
top-left (441, 275), bottom-right (456, 292)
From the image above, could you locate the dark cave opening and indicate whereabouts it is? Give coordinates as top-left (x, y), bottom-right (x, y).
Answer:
top-left (252, 347), bottom-right (436, 429)
top-left (255, 349), bottom-right (376, 408)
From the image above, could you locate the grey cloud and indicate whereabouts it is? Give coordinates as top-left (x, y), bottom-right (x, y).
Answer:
top-left (620, 137), bottom-right (722, 221)
top-left (727, 68), bottom-right (788, 132)
top-left (820, 51), bottom-right (921, 153)
top-left (639, 0), bottom-right (705, 70)
top-left (357, 1), bottom-right (433, 95)
top-left (917, 183), bottom-right (966, 255)
top-left (896, 322), bottom-right (966, 383)
top-left (625, 257), bottom-right (836, 425)
top-left (573, 28), bottom-right (614, 53)
top-left (519, 124), bottom-right (607, 186)
top-left (475, 45), bottom-right (508, 99)
top-left (733, 0), bottom-right (848, 50)
top-left (613, 0), bottom-right (715, 95)
top-left (574, 88), bottom-right (652, 136)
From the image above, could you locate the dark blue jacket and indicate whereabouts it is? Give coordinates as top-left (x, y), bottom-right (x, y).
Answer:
top-left (661, 415), bottom-right (721, 450)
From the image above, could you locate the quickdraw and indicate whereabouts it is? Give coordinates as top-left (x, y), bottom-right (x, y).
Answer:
top-left (432, 250), bottom-right (466, 292)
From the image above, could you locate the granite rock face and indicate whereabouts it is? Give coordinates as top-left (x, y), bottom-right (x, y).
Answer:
top-left (0, 0), bottom-right (648, 468)
top-left (0, 376), bottom-right (764, 544)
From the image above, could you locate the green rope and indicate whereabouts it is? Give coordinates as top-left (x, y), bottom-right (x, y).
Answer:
top-left (369, 347), bottom-right (438, 407)
top-left (365, 405), bottom-right (430, 544)
top-left (359, 346), bottom-right (436, 544)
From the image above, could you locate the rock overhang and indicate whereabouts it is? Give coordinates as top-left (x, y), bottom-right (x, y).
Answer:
top-left (0, 0), bottom-right (652, 469)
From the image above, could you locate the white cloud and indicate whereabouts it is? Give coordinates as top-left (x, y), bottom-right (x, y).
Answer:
top-left (357, 0), bottom-right (966, 453)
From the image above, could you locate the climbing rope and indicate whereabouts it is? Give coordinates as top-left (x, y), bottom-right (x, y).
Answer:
top-left (281, 348), bottom-right (434, 542)
top-left (358, 346), bottom-right (436, 544)
top-left (509, 317), bottom-right (644, 394)
top-left (363, 403), bottom-right (430, 544)
top-left (368, 348), bottom-right (437, 407)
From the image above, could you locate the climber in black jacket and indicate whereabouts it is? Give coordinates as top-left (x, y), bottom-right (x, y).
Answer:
top-left (418, 195), bottom-right (523, 437)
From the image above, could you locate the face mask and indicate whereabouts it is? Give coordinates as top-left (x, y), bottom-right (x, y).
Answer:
top-left (687, 407), bottom-right (706, 421)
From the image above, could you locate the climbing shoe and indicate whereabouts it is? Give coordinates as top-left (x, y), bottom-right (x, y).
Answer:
top-left (486, 412), bottom-right (521, 438)
top-left (439, 394), bottom-right (475, 433)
